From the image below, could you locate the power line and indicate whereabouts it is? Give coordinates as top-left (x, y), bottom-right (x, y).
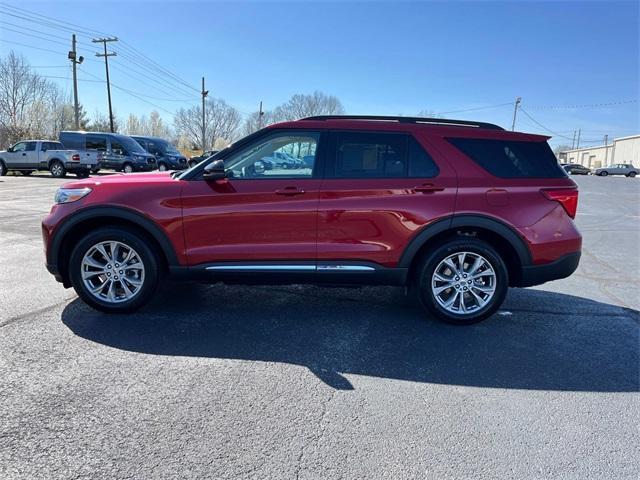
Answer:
top-left (0, 39), bottom-right (65, 55)
top-left (527, 99), bottom-right (638, 110)
top-left (1, 4), bottom-right (199, 98)
top-left (79, 67), bottom-right (177, 117)
top-left (436, 101), bottom-right (513, 115)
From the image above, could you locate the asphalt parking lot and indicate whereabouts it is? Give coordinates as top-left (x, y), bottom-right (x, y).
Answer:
top-left (1, 172), bottom-right (638, 479)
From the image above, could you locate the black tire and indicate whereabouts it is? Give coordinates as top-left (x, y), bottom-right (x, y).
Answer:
top-left (21, 170), bottom-right (34, 176)
top-left (122, 163), bottom-right (133, 174)
top-left (628, 171), bottom-right (636, 178)
top-left (69, 227), bottom-right (161, 313)
top-left (157, 162), bottom-right (168, 172)
top-left (415, 238), bottom-right (508, 325)
top-left (76, 171), bottom-right (90, 178)
top-left (600, 171), bottom-right (608, 176)
top-left (0, 160), bottom-right (7, 176)
top-left (91, 168), bottom-right (101, 174)
top-left (50, 160), bottom-right (66, 178)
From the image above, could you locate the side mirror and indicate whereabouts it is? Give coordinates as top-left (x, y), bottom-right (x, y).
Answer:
top-left (254, 160), bottom-right (265, 175)
top-left (203, 159), bottom-right (226, 180)
top-left (6, 146), bottom-right (13, 152)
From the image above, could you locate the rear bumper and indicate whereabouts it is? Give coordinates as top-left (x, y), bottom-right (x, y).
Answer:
top-left (64, 162), bottom-right (91, 172)
top-left (518, 252), bottom-right (581, 287)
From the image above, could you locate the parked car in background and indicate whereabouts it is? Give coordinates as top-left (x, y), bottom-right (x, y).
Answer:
top-left (594, 163), bottom-right (638, 177)
top-left (0, 140), bottom-right (95, 178)
top-left (261, 151), bottom-right (305, 170)
top-left (131, 136), bottom-right (188, 171)
top-left (562, 163), bottom-right (591, 175)
top-left (189, 150), bottom-right (219, 168)
top-left (42, 115), bottom-right (582, 325)
top-left (60, 131), bottom-right (156, 173)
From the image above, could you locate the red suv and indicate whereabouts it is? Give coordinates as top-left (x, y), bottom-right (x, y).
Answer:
top-left (42, 116), bottom-right (581, 324)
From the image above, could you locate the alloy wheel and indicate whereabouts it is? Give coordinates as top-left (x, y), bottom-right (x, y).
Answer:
top-left (431, 251), bottom-right (497, 315)
top-left (81, 240), bottom-right (145, 304)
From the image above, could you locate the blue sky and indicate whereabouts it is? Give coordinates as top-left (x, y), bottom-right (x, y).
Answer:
top-left (1, 0), bottom-right (638, 147)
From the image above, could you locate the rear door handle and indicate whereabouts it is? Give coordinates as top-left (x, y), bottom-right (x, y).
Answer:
top-left (275, 187), bottom-right (305, 196)
top-left (413, 184), bottom-right (445, 193)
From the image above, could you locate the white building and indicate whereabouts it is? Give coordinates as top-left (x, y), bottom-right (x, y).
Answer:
top-left (562, 134), bottom-right (640, 169)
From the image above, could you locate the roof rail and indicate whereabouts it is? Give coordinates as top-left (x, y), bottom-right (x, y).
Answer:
top-left (299, 115), bottom-right (504, 130)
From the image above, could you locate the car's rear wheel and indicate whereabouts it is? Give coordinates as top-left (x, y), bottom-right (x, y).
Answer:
top-left (600, 171), bottom-right (608, 176)
top-left (628, 172), bottom-right (636, 178)
top-left (50, 161), bottom-right (66, 178)
top-left (69, 227), bottom-right (160, 313)
top-left (158, 162), bottom-right (167, 172)
top-left (0, 160), bottom-right (6, 176)
top-left (76, 171), bottom-right (90, 178)
top-left (415, 238), bottom-right (508, 325)
top-left (122, 163), bottom-right (133, 174)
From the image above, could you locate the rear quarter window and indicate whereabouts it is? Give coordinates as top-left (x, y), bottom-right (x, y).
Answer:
top-left (448, 138), bottom-right (566, 178)
top-left (59, 133), bottom-right (84, 150)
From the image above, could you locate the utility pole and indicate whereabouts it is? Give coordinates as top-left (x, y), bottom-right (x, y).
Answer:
top-left (93, 37), bottom-right (118, 133)
top-left (68, 34), bottom-right (84, 130)
top-left (604, 134), bottom-right (609, 165)
top-left (511, 96), bottom-right (522, 131)
top-left (571, 130), bottom-right (576, 149)
top-left (576, 129), bottom-right (581, 149)
top-left (201, 77), bottom-right (209, 151)
top-left (257, 101), bottom-right (264, 130)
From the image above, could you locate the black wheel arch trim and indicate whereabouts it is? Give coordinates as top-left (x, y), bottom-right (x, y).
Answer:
top-left (48, 205), bottom-right (181, 270)
top-left (398, 214), bottom-right (532, 269)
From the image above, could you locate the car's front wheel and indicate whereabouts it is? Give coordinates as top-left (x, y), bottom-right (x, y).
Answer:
top-left (69, 227), bottom-right (160, 313)
top-left (415, 238), bottom-right (508, 325)
top-left (0, 160), bottom-right (6, 176)
top-left (158, 162), bottom-right (168, 172)
top-left (599, 171), bottom-right (608, 176)
top-left (122, 163), bottom-right (133, 174)
top-left (628, 171), bottom-right (637, 178)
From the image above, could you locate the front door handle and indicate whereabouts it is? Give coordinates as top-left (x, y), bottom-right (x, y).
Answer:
top-left (413, 183), bottom-right (445, 193)
top-left (275, 187), bottom-right (305, 196)
top-left (22, 153), bottom-right (26, 156)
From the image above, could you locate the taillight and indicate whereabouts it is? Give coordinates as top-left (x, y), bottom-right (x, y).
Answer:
top-left (542, 188), bottom-right (578, 219)
top-left (71, 154), bottom-right (80, 161)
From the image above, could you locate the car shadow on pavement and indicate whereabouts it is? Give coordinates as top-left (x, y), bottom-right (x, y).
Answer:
top-left (61, 283), bottom-right (639, 392)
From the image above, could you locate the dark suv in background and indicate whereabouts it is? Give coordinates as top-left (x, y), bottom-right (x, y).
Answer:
top-left (131, 136), bottom-right (188, 171)
top-left (59, 131), bottom-right (157, 173)
top-left (43, 115), bottom-right (581, 325)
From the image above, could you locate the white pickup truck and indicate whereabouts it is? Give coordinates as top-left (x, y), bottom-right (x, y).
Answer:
top-left (0, 139), bottom-right (98, 178)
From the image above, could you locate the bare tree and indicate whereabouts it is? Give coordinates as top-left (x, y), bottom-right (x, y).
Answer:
top-left (272, 91), bottom-right (344, 122)
top-left (242, 92), bottom-right (345, 136)
top-left (0, 51), bottom-right (57, 146)
top-left (89, 110), bottom-right (120, 133)
top-left (174, 97), bottom-right (241, 149)
top-left (149, 110), bottom-right (170, 138)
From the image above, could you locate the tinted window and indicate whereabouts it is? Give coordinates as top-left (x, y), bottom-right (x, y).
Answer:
top-left (146, 141), bottom-right (164, 155)
top-left (12, 142), bottom-right (27, 152)
top-left (25, 142), bottom-right (36, 151)
top-left (86, 135), bottom-right (107, 151)
top-left (59, 133), bottom-right (84, 150)
top-left (110, 140), bottom-right (128, 155)
top-left (332, 132), bottom-right (407, 178)
top-left (330, 132), bottom-right (439, 178)
top-left (408, 136), bottom-right (439, 177)
top-left (42, 142), bottom-right (63, 151)
top-left (448, 138), bottom-right (566, 178)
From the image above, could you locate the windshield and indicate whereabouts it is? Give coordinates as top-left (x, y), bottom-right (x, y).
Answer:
top-left (164, 142), bottom-right (181, 155)
top-left (118, 135), bottom-right (146, 154)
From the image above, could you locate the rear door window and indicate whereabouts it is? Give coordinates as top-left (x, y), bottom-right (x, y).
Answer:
top-left (448, 138), bottom-right (566, 178)
top-left (328, 132), bottom-right (439, 178)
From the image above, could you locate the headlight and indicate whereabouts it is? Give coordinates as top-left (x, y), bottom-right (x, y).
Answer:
top-left (54, 187), bottom-right (92, 204)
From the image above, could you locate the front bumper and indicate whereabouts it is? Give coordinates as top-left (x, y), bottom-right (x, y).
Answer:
top-left (519, 252), bottom-right (581, 287)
